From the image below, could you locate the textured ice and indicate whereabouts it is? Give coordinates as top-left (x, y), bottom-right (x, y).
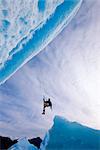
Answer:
top-left (44, 116), bottom-right (100, 150)
top-left (8, 138), bottom-right (38, 150)
top-left (0, 0), bottom-right (63, 66)
top-left (0, 0), bottom-right (82, 84)
top-left (9, 116), bottom-right (100, 150)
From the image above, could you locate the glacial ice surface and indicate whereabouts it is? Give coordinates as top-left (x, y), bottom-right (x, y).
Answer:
top-left (43, 116), bottom-right (100, 150)
top-left (0, 0), bottom-right (82, 84)
top-left (9, 116), bottom-right (100, 150)
top-left (8, 138), bottom-right (38, 150)
top-left (0, 0), bottom-right (63, 66)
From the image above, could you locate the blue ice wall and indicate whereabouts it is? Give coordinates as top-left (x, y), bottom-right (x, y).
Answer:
top-left (45, 116), bottom-right (100, 150)
top-left (7, 116), bottom-right (100, 150)
top-left (0, 0), bottom-right (82, 85)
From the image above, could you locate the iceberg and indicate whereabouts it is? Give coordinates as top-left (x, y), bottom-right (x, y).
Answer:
top-left (0, 0), bottom-right (82, 85)
top-left (8, 138), bottom-right (38, 150)
top-left (0, 136), bottom-right (42, 149)
top-left (41, 116), bottom-right (100, 150)
top-left (8, 116), bottom-right (100, 150)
